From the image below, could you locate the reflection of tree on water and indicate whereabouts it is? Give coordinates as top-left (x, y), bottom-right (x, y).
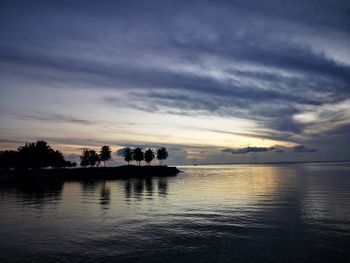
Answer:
top-left (0, 180), bottom-right (63, 207)
top-left (123, 177), bottom-right (168, 200)
top-left (81, 180), bottom-right (100, 195)
top-left (124, 180), bottom-right (132, 200)
top-left (100, 181), bottom-right (111, 209)
top-left (158, 177), bottom-right (168, 196)
top-left (145, 178), bottom-right (153, 196)
top-left (79, 180), bottom-right (111, 209)
top-left (133, 179), bottom-right (144, 199)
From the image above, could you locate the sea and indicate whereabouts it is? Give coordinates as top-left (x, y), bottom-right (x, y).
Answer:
top-left (1, 162), bottom-right (349, 262)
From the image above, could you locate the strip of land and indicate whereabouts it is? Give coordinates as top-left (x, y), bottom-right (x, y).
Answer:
top-left (0, 165), bottom-right (180, 183)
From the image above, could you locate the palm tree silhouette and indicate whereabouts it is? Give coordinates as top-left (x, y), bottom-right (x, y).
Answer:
top-left (80, 149), bottom-right (90, 167)
top-left (99, 145), bottom-right (112, 167)
top-left (144, 148), bottom-right (155, 165)
top-left (157, 147), bottom-right (169, 166)
top-left (0, 141), bottom-right (173, 172)
top-left (90, 150), bottom-right (100, 167)
top-left (133, 147), bottom-right (144, 166)
top-left (80, 149), bottom-right (100, 167)
top-left (123, 147), bottom-right (133, 165)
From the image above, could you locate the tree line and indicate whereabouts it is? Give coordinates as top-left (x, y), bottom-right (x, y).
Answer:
top-left (79, 146), bottom-right (169, 167)
top-left (122, 147), bottom-right (168, 166)
top-left (0, 140), bottom-right (76, 172)
top-left (0, 140), bottom-right (170, 172)
top-left (79, 145), bottom-right (112, 167)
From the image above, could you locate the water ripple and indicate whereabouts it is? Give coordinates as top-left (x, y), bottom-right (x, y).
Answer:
top-left (1, 163), bottom-right (350, 262)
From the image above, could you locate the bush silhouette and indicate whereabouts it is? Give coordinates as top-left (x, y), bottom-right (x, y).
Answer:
top-left (0, 140), bottom-right (68, 171)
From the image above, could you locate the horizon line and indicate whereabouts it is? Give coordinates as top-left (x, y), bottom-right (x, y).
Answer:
top-left (179, 160), bottom-right (350, 166)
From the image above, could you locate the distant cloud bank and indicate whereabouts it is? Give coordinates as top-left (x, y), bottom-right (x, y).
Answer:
top-left (223, 145), bottom-right (318, 155)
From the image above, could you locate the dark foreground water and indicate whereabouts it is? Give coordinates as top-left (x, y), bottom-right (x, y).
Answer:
top-left (1, 163), bottom-right (350, 263)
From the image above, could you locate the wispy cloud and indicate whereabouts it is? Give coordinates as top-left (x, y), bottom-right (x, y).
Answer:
top-left (16, 113), bottom-right (91, 125)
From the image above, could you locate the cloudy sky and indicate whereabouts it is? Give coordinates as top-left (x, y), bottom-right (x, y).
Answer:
top-left (1, 0), bottom-right (350, 164)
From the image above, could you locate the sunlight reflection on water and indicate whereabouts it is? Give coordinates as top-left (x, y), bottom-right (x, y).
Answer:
top-left (0, 163), bottom-right (350, 262)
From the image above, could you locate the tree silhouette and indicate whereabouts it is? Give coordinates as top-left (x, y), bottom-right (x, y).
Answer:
top-left (64, 161), bottom-right (77, 168)
top-left (99, 145), bottom-right (112, 167)
top-left (80, 149), bottom-right (100, 167)
top-left (0, 141), bottom-right (173, 173)
top-left (18, 142), bottom-right (38, 169)
top-left (157, 147), bottom-right (169, 165)
top-left (35, 140), bottom-right (51, 168)
top-left (0, 150), bottom-right (18, 171)
top-left (133, 147), bottom-right (144, 166)
top-left (80, 149), bottom-right (90, 167)
top-left (0, 140), bottom-right (68, 172)
top-left (123, 147), bottom-right (133, 165)
top-left (50, 150), bottom-right (66, 168)
top-left (144, 148), bottom-right (155, 165)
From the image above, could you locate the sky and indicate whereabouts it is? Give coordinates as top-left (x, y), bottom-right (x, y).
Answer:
top-left (1, 0), bottom-right (350, 165)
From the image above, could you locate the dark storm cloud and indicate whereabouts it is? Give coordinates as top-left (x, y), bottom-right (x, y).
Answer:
top-left (293, 145), bottom-right (318, 153)
top-left (223, 146), bottom-right (276, 154)
top-left (223, 145), bottom-right (317, 155)
top-left (1, 0), bottom-right (350, 156)
top-left (65, 154), bottom-right (80, 163)
top-left (232, 0), bottom-right (350, 33)
top-left (116, 147), bottom-right (130, 156)
top-left (2, 45), bottom-right (346, 107)
top-left (274, 149), bottom-right (285, 153)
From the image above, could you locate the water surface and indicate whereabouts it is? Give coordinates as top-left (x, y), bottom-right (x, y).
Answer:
top-left (1, 163), bottom-right (350, 262)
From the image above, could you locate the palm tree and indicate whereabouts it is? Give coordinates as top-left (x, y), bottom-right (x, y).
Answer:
top-left (89, 150), bottom-right (100, 167)
top-left (123, 147), bottom-right (133, 165)
top-left (133, 147), bottom-right (144, 166)
top-left (156, 147), bottom-right (168, 165)
top-left (99, 145), bottom-right (112, 167)
top-left (80, 149), bottom-right (90, 167)
top-left (144, 148), bottom-right (155, 165)
top-left (80, 149), bottom-right (100, 167)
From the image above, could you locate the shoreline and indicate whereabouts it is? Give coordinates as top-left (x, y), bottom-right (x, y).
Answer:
top-left (0, 165), bottom-right (181, 183)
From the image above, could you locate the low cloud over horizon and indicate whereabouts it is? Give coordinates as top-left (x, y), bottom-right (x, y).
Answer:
top-left (1, 0), bottom-right (350, 164)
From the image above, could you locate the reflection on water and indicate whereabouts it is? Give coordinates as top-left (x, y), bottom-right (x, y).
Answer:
top-left (0, 163), bottom-right (349, 262)
top-left (0, 180), bottom-right (64, 208)
top-left (158, 177), bottom-right (168, 196)
top-left (123, 177), bottom-right (168, 201)
top-left (100, 182), bottom-right (111, 209)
